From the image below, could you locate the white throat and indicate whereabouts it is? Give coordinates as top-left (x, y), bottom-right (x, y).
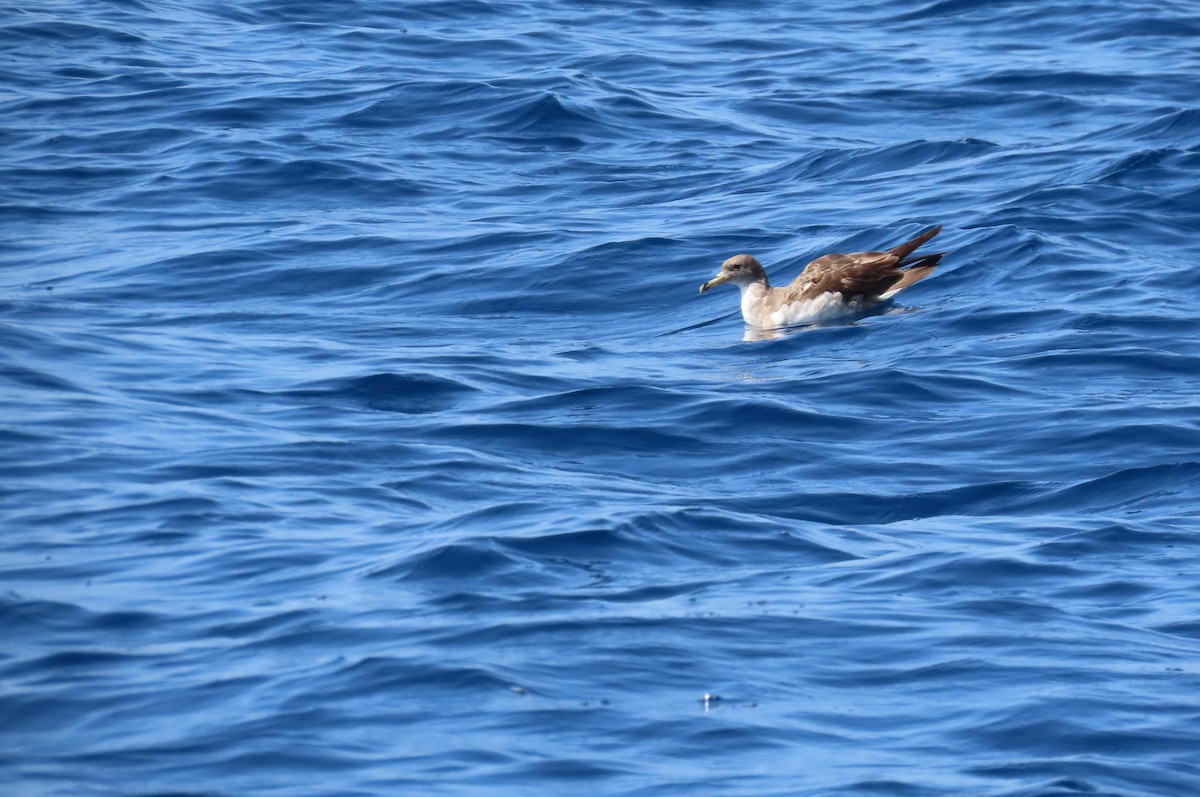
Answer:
top-left (738, 281), bottom-right (771, 327)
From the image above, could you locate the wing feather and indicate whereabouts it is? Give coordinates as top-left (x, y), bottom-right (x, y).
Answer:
top-left (782, 251), bottom-right (903, 302)
top-left (758, 226), bottom-right (943, 316)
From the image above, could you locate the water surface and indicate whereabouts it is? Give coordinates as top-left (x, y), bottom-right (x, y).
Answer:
top-left (3, 1), bottom-right (1200, 795)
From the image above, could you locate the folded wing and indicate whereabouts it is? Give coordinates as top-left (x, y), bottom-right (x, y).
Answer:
top-left (782, 226), bottom-right (943, 303)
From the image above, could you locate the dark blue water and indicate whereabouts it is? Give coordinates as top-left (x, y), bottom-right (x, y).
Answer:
top-left (4, 1), bottom-right (1200, 795)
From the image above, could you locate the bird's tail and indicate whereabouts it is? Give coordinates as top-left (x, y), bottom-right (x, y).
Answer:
top-left (889, 225), bottom-right (942, 261)
top-left (886, 252), bottom-right (943, 296)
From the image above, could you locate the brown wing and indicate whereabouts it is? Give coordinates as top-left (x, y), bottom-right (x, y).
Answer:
top-left (780, 226), bottom-right (945, 302)
top-left (783, 251), bottom-right (903, 302)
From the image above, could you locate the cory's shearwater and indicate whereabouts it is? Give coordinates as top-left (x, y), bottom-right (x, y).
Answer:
top-left (699, 225), bottom-right (945, 329)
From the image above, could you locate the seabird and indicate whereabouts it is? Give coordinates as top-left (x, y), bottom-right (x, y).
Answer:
top-left (699, 225), bottom-right (945, 329)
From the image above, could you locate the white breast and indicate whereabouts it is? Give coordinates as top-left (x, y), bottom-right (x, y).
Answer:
top-left (739, 283), bottom-right (773, 327)
top-left (768, 292), bottom-right (863, 328)
top-left (739, 283), bottom-right (863, 329)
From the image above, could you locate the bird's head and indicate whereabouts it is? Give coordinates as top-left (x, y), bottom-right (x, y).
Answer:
top-left (699, 254), bottom-right (768, 294)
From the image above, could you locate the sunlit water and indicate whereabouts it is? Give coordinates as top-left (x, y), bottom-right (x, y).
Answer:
top-left (3, 1), bottom-right (1200, 795)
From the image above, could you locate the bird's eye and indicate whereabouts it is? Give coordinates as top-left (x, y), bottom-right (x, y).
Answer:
top-left (732, 264), bottom-right (742, 271)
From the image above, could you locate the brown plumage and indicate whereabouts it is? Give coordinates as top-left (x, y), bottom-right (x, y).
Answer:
top-left (699, 226), bottom-right (945, 328)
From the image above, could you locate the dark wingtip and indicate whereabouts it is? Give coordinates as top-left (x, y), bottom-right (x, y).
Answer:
top-left (889, 224), bottom-right (943, 260)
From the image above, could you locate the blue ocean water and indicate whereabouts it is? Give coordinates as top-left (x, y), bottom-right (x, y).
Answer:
top-left (3, 0), bottom-right (1200, 794)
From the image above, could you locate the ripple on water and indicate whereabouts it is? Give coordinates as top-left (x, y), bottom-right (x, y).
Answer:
top-left (3, 1), bottom-right (1200, 796)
